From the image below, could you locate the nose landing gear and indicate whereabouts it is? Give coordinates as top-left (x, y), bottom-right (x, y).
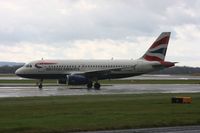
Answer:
top-left (38, 83), bottom-right (43, 89)
top-left (37, 79), bottom-right (43, 90)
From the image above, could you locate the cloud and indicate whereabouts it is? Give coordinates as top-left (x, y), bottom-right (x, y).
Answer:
top-left (167, 24), bottom-right (200, 66)
top-left (0, 0), bottom-right (199, 41)
top-left (0, 39), bottom-right (142, 61)
top-left (0, 0), bottom-right (200, 67)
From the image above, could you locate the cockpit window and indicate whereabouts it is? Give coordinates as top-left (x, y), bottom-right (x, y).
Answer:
top-left (25, 64), bottom-right (32, 68)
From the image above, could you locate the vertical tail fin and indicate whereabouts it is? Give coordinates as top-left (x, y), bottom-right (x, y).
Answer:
top-left (141, 32), bottom-right (171, 61)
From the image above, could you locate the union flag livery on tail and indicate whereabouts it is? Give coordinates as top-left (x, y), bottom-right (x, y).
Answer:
top-left (16, 32), bottom-right (176, 90)
top-left (142, 32), bottom-right (170, 62)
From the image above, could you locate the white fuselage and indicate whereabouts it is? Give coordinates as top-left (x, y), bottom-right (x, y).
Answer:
top-left (15, 59), bottom-right (163, 80)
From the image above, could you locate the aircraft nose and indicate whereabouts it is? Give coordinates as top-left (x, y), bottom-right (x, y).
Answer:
top-left (15, 68), bottom-right (22, 76)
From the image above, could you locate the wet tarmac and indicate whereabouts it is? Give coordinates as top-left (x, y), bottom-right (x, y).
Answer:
top-left (78, 125), bottom-right (200, 133)
top-left (0, 84), bottom-right (199, 97)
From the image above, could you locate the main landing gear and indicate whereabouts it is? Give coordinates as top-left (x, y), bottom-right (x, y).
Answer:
top-left (87, 81), bottom-right (101, 90)
top-left (94, 82), bottom-right (101, 90)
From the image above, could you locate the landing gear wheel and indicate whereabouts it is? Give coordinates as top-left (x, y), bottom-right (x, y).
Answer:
top-left (38, 79), bottom-right (43, 90)
top-left (38, 84), bottom-right (43, 90)
top-left (94, 82), bottom-right (101, 90)
top-left (87, 81), bottom-right (93, 89)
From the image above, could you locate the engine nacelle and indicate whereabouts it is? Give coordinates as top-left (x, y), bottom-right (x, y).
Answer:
top-left (67, 75), bottom-right (89, 85)
top-left (58, 75), bottom-right (89, 85)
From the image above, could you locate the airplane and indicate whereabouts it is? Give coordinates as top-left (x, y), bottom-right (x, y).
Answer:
top-left (15, 32), bottom-right (176, 90)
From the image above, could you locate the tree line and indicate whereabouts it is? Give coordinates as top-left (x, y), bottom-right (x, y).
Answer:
top-left (0, 65), bottom-right (22, 74)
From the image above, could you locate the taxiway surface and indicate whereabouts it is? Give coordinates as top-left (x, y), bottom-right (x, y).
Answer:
top-left (0, 84), bottom-right (199, 97)
top-left (78, 125), bottom-right (200, 133)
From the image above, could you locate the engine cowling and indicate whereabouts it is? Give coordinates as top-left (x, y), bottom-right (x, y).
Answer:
top-left (67, 75), bottom-right (89, 85)
top-left (58, 75), bottom-right (89, 85)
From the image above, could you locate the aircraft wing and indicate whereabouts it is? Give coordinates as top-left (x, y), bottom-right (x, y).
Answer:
top-left (69, 68), bottom-right (121, 77)
top-left (69, 66), bottom-right (136, 79)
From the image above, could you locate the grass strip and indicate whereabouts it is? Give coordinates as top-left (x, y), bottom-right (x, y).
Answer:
top-left (0, 93), bottom-right (200, 133)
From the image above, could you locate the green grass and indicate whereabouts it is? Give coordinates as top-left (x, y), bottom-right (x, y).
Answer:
top-left (0, 79), bottom-right (56, 84)
top-left (0, 74), bottom-right (16, 77)
top-left (0, 93), bottom-right (200, 133)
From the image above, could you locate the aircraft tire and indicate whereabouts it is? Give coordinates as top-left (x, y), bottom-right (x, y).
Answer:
top-left (87, 81), bottom-right (93, 89)
top-left (38, 84), bottom-right (43, 89)
top-left (94, 82), bottom-right (101, 90)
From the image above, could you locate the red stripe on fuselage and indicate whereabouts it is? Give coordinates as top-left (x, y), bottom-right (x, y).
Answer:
top-left (37, 62), bottom-right (57, 65)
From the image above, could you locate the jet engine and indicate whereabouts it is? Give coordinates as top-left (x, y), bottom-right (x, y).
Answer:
top-left (58, 75), bottom-right (89, 85)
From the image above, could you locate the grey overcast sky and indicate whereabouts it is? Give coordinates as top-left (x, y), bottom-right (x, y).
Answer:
top-left (0, 0), bottom-right (200, 67)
